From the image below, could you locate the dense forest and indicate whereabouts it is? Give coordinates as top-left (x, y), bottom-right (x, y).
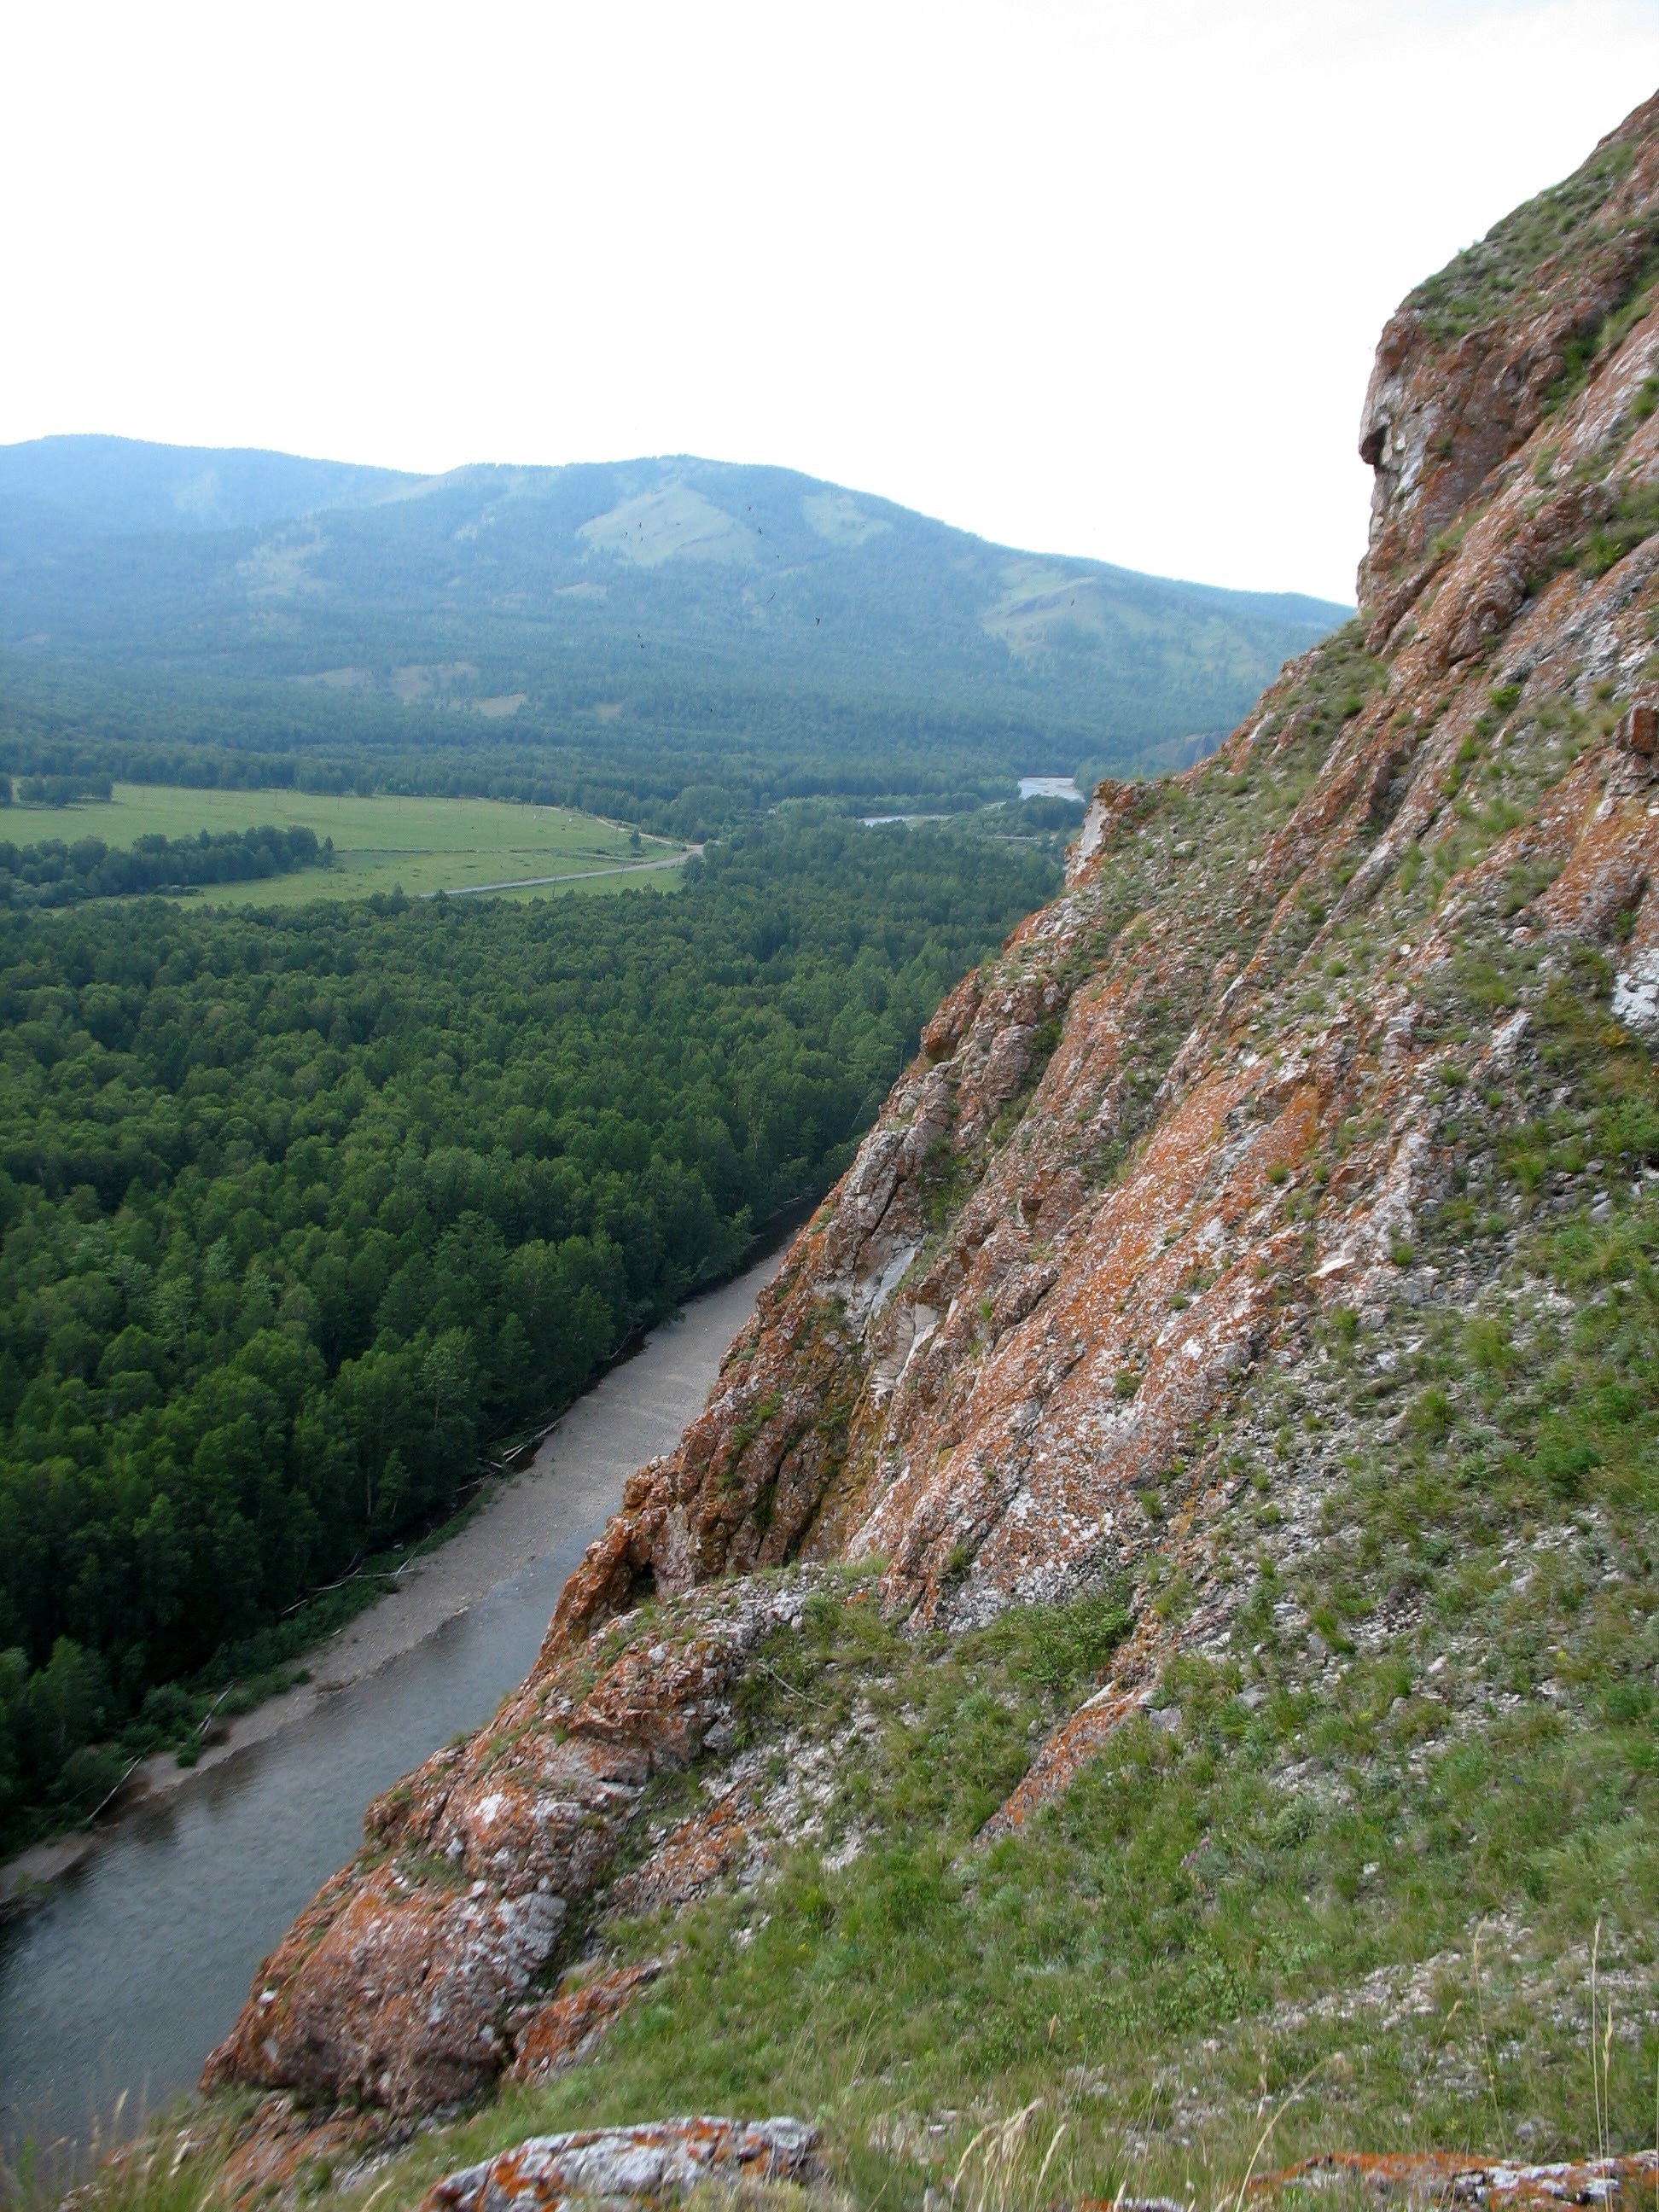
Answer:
top-left (0, 822), bottom-right (329, 908)
top-left (0, 808), bottom-right (1060, 1848)
top-left (0, 662), bottom-right (1040, 842)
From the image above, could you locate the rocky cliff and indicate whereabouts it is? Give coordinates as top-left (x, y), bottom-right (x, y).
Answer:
top-left (198, 94), bottom-right (1659, 2209)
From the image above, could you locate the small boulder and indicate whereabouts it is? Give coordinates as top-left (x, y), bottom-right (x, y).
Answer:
top-left (420, 2118), bottom-right (820, 2212)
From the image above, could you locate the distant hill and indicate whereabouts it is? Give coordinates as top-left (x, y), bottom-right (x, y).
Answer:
top-left (0, 438), bottom-right (1348, 828)
top-left (0, 434), bottom-right (408, 538)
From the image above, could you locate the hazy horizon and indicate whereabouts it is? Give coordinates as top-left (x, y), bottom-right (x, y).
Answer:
top-left (6, 3), bottom-right (1659, 605)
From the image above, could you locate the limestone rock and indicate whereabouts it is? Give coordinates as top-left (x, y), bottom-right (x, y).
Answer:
top-left (504, 1962), bottom-right (661, 2086)
top-left (420, 2118), bottom-right (820, 2212)
top-left (1254, 2150), bottom-right (1659, 2209)
top-left (203, 1579), bottom-right (816, 2115)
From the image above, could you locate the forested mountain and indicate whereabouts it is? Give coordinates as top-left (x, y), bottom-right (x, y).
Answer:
top-left (0, 436), bottom-right (406, 540)
top-left (0, 439), bottom-right (1346, 830)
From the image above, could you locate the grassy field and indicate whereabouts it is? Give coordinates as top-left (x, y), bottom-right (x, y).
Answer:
top-left (3, 786), bottom-right (689, 905)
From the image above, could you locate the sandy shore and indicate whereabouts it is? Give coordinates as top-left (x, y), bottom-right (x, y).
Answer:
top-left (1, 1234), bottom-right (790, 1905)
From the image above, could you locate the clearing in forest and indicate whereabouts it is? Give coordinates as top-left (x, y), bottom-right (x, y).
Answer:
top-left (5, 784), bottom-right (688, 904)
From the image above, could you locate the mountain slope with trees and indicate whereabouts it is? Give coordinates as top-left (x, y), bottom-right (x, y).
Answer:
top-left (0, 441), bottom-right (1346, 830)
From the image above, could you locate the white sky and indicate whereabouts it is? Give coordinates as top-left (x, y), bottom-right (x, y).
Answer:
top-left (4, 1), bottom-right (1659, 605)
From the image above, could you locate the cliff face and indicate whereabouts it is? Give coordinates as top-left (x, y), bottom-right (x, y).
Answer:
top-left (1358, 90), bottom-right (1659, 621)
top-left (206, 96), bottom-right (1659, 2186)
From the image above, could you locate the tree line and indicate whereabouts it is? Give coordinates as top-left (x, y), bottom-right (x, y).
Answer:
top-left (0, 823), bottom-right (330, 909)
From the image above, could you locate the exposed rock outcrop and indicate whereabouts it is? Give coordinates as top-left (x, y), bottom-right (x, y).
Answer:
top-left (1250, 2151), bottom-right (1659, 2210)
top-left (1358, 90), bottom-right (1659, 621)
top-left (420, 2118), bottom-right (821, 2212)
top-left (208, 89), bottom-right (1659, 2157)
top-left (504, 1961), bottom-right (662, 2087)
top-left (203, 1579), bottom-right (824, 2114)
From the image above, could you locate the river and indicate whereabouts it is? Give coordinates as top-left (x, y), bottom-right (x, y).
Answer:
top-left (0, 1236), bottom-right (791, 2174)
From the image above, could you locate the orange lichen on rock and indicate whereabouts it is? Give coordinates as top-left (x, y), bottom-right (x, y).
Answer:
top-left (208, 87), bottom-right (1659, 2159)
top-left (1357, 90), bottom-right (1659, 621)
top-left (981, 1684), bottom-right (1145, 1837)
top-left (214, 2099), bottom-right (389, 2208)
top-left (419, 2117), bottom-right (820, 2212)
top-left (504, 1961), bottom-right (661, 2086)
top-left (204, 1578), bottom-right (820, 2115)
top-left (607, 1790), bottom-right (753, 1916)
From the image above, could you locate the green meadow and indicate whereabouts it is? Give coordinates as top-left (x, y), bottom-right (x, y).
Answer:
top-left (6, 785), bottom-right (688, 905)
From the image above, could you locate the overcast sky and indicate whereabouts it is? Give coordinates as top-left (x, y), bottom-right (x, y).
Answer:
top-left (5, 1), bottom-right (1659, 604)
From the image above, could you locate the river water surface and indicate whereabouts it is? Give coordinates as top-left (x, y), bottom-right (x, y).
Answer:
top-left (0, 1241), bottom-right (789, 2172)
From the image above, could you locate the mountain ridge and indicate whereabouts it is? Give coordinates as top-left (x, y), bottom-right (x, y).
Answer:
top-left (0, 439), bottom-right (1347, 803)
top-left (0, 433), bottom-right (1342, 619)
top-left (0, 432), bottom-right (413, 538)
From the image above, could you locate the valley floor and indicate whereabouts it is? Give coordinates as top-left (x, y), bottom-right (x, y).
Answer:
top-left (5, 786), bottom-right (686, 906)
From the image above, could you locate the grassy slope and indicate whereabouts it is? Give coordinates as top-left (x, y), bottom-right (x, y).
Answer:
top-left (1407, 133), bottom-right (1637, 343)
